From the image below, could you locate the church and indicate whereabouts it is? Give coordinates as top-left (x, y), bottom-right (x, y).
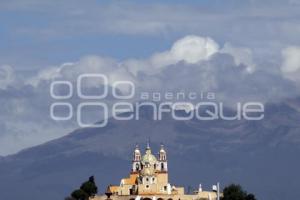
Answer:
top-left (93, 143), bottom-right (221, 200)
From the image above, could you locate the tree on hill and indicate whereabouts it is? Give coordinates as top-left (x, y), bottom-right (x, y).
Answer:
top-left (223, 184), bottom-right (257, 200)
top-left (80, 176), bottom-right (98, 197)
top-left (245, 193), bottom-right (256, 200)
top-left (71, 189), bottom-right (88, 200)
top-left (65, 176), bottom-right (98, 200)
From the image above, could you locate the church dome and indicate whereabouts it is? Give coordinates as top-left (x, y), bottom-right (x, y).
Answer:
top-left (135, 149), bottom-right (141, 153)
top-left (160, 145), bottom-right (166, 153)
top-left (135, 148), bottom-right (141, 154)
top-left (140, 143), bottom-right (158, 177)
top-left (141, 143), bottom-right (157, 165)
top-left (142, 152), bottom-right (157, 165)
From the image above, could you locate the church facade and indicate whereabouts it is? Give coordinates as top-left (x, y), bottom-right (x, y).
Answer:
top-left (93, 143), bottom-right (221, 200)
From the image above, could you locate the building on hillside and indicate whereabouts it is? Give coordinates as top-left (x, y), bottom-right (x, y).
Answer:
top-left (93, 143), bottom-right (221, 200)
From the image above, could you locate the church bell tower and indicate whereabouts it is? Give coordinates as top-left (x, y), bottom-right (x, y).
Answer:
top-left (158, 144), bottom-right (168, 172)
top-left (132, 144), bottom-right (141, 173)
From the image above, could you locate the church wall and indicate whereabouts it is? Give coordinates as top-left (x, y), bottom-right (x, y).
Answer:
top-left (119, 185), bottom-right (131, 195)
top-left (156, 173), bottom-right (168, 185)
top-left (171, 187), bottom-right (184, 195)
top-left (92, 193), bottom-right (219, 200)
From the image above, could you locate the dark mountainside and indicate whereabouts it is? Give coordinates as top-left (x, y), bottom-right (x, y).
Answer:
top-left (0, 100), bottom-right (299, 200)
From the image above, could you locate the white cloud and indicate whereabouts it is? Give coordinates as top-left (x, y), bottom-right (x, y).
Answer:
top-left (0, 65), bottom-right (15, 89)
top-left (281, 46), bottom-right (300, 82)
top-left (26, 66), bottom-right (62, 87)
top-left (125, 35), bottom-right (256, 78)
top-left (151, 35), bottom-right (219, 67)
top-left (26, 36), bottom-right (221, 87)
top-left (125, 35), bottom-right (220, 76)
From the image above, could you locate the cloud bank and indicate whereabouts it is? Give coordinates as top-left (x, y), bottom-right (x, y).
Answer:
top-left (0, 35), bottom-right (299, 156)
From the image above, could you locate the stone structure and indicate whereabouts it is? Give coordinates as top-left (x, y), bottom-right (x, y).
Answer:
top-left (92, 143), bottom-right (221, 200)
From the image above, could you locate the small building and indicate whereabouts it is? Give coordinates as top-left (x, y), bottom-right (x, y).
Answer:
top-left (93, 143), bottom-right (221, 200)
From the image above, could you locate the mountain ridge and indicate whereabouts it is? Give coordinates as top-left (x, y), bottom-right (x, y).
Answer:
top-left (0, 99), bottom-right (299, 200)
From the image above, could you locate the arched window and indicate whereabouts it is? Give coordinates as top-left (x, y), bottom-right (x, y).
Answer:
top-left (161, 163), bottom-right (164, 170)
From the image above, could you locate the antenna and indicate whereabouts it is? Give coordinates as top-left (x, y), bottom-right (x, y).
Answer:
top-left (146, 137), bottom-right (151, 149)
top-left (217, 182), bottom-right (220, 200)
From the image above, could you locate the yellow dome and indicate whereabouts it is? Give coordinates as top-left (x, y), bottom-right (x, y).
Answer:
top-left (141, 149), bottom-right (157, 165)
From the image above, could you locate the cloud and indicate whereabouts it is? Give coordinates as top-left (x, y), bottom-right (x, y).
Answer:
top-left (26, 66), bottom-right (62, 87)
top-left (22, 35), bottom-right (299, 105)
top-left (26, 35), bottom-right (254, 95)
top-left (221, 43), bottom-right (256, 73)
top-left (281, 46), bottom-right (300, 82)
top-left (0, 35), bottom-right (298, 156)
top-left (2, 0), bottom-right (300, 74)
top-left (1, 0), bottom-right (300, 158)
top-left (151, 35), bottom-right (219, 67)
top-left (24, 36), bottom-right (218, 85)
top-left (125, 35), bottom-right (256, 78)
top-left (0, 65), bottom-right (15, 89)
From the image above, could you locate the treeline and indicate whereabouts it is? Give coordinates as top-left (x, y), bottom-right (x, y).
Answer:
top-left (223, 184), bottom-right (257, 200)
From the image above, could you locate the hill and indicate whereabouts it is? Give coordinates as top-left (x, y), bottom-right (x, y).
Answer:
top-left (0, 101), bottom-right (299, 200)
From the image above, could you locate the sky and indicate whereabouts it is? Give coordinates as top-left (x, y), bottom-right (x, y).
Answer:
top-left (1, 0), bottom-right (300, 156)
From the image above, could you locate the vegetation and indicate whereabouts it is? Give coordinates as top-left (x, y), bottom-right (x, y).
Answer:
top-left (71, 189), bottom-right (88, 200)
top-left (65, 176), bottom-right (98, 200)
top-left (222, 184), bottom-right (256, 200)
